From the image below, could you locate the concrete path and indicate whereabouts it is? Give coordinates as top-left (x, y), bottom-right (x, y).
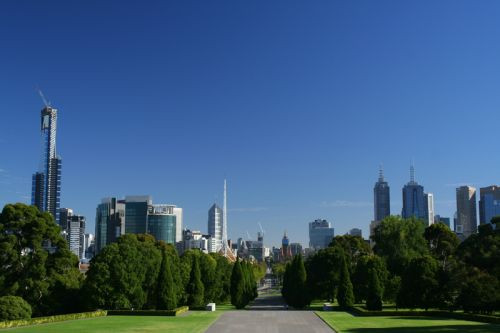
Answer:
top-left (204, 295), bottom-right (333, 333)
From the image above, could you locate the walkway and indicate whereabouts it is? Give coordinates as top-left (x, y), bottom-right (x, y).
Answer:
top-left (204, 295), bottom-right (333, 333)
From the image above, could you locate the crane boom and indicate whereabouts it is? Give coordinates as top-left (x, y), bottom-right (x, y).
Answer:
top-left (37, 88), bottom-right (50, 107)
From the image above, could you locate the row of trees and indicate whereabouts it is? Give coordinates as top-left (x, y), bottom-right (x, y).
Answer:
top-left (282, 215), bottom-right (500, 314)
top-left (230, 259), bottom-right (258, 308)
top-left (0, 203), bottom-right (261, 318)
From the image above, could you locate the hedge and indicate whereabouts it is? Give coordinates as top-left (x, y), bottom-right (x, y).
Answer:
top-left (0, 310), bottom-right (107, 329)
top-left (350, 306), bottom-right (500, 324)
top-left (107, 306), bottom-right (189, 317)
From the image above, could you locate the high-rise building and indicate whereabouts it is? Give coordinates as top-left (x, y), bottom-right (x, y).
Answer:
top-left (125, 196), bottom-right (151, 234)
top-left (309, 219), bottom-right (335, 250)
top-left (424, 193), bottom-right (435, 226)
top-left (59, 208), bottom-right (85, 259)
top-left (172, 207), bottom-right (183, 243)
top-left (434, 215), bottom-right (451, 228)
top-left (59, 207), bottom-right (72, 232)
top-left (147, 204), bottom-right (177, 244)
top-left (479, 185), bottom-right (500, 226)
top-left (456, 186), bottom-right (477, 237)
top-left (374, 166), bottom-right (390, 222)
top-left (68, 214), bottom-right (85, 259)
top-left (83, 233), bottom-right (94, 259)
top-left (31, 105), bottom-right (62, 225)
top-left (401, 165), bottom-right (427, 220)
top-left (207, 203), bottom-right (223, 251)
top-left (289, 243), bottom-right (303, 257)
top-left (280, 232), bottom-right (292, 260)
top-left (349, 228), bottom-right (362, 237)
top-left (95, 197), bottom-right (126, 255)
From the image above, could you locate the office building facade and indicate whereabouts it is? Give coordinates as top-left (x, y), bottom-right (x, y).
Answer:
top-left (309, 219), bottom-right (335, 250)
top-left (147, 204), bottom-right (177, 244)
top-left (456, 186), bottom-right (477, 237)
top-left (95, 197), bottom-right (126, 255)
top-left (349, 228), bottom-right (362, 237)
top-left (479, 185), bottom-right (500, 226)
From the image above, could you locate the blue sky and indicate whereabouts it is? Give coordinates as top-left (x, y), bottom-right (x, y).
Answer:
top-left (1, 1), bottom-right (499, 247)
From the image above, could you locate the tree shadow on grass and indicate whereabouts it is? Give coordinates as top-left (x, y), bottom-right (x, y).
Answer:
top-left (343, 323), bottom-right (500, 333)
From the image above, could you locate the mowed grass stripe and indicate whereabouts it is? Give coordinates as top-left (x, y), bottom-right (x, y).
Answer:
top-left (316, 311), bottom-right (500, 333)
top-left (4, 312), bottom-right (222, 333)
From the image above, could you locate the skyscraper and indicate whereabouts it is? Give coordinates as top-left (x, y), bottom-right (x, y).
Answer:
top-left (95, 196), bottom-right (180, 254)
top-left (424, 193), bottom-right (435, 226)
top-left (280, 231), bottom-right (292, 260)
top-left (479, 185), bottom-right (500, 226)
top-left (147, 204), bottom-right (177, 244)
top-left (456, 186), bottom-right (477, 237)
top-left (207, 203), bottom-right (223, 251)
top-left (401, 164), bottom-right (426, 220)
top-left (59, 208), bottom-right (85, 259)
top-left (309, 219), bottom-right (335, 250)
top-left (95, 197), bottom-right (126, 254)
top-left (374, 166), bottom-right (390, 222)
top-left (31, 105), bottom-right (62, 225)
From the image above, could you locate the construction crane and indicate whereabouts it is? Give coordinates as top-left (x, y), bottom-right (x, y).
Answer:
top-left (258, 222), bottom-right (265, 236)
top-left (37, 88), bottom-right (50, 107)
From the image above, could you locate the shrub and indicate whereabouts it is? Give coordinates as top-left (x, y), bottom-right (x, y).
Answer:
top-left (0, 296), bottom-right (32, 321)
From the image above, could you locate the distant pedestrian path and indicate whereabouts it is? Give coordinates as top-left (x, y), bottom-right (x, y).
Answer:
top-left (204, 295), bottom-right (333, 332)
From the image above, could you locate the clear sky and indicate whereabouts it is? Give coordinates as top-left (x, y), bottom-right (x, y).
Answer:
top-left (1, 1), bottom-right (499, 248)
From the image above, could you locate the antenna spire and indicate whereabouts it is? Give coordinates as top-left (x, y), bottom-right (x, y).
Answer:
top-left (222, 179), bottom-right (228, 255)
top-left (378, 164), bottom-right (384, 182)
top-left (410, 161), bottom-right (415, 183)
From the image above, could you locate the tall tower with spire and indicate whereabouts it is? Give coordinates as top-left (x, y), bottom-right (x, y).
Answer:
top-left (374, 165), bottom-right (390, 222)
top-left (401, 163), bottom-right (426, 220)
top-left (31, 102), bottom-right (62, 225)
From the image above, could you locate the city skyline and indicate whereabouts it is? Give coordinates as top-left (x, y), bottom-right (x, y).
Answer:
top-left (1, 1), bottom-right (500, 247)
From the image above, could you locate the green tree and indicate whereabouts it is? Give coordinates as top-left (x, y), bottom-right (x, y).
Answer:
top-left (230, 259), bottom-right (246, 309)
top-left (210, 253), bottom-right (232, 303)
top-left (397, 255), bottom-right (439, 310)
top-left (366, 267), bottom-right (383, 310)
top-left (330, 235), bottom-right (372, 272)
top-left (424, 223), bottom-right (459, 268)
top-left (305, 245), bottom-right (344, 301)
top-left (186, 256), bottom-right (204, 308)
top-left (0, 296), bottom-right (32, 320)
top-left (83, 234), bottom-right (161, 310)
top-left (281, 262), bottom-right (292, 304)
top-left (352, 255), bottom-right (388, 303)
top-left (457, 268), bottom-right (500, 314)
top-left (157, 249), bottom-right (177, 310)
top-left (0, 204), bottom-right (82, 316)
top-left (372, 216), bottom-right (428, 276)
top-left (286, 255), bottom-right (309, 309)
top-left (337, 252), bottom-right (354, 309)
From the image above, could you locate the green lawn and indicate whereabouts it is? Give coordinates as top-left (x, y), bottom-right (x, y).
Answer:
top-left (317, 311), bottom-right (500, 333)
top-left (4, 312), bottom-right (223, 333)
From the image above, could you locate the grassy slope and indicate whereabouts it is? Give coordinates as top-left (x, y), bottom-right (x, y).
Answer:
top-left (317, 311), bottom-right (500, 333)
top-left (6, 312), bottom-right (223, 333)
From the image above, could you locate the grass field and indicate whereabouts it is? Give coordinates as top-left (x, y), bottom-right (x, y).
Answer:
top-left (5, 311), bottom-right (224, 333)
top-left (316, 311), bottom-right (500, 333)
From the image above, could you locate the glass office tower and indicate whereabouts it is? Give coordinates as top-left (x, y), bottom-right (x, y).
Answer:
top-left (147, 205), bottom-right (177, 244)
top-left (31, 106), bottom-right (62, 225)
top-left (479, 185), bottom-right (500, 226)
top-left (374, 167), bottom-right (390, 222)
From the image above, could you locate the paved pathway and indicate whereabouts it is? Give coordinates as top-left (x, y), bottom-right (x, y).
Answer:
top-left (204, 295), bottom-right (333, 333)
